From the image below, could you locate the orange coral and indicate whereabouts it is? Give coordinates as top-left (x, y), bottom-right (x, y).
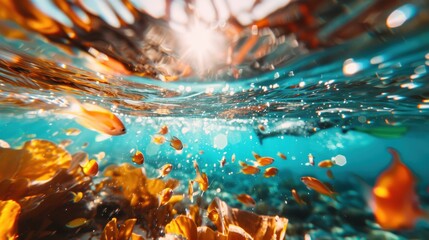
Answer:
top-left (0, 139), bottom-right (71, 181)
top-left (164, 198), bottom-right (288, 240)
top-left (0, 200), bottom-right (20, 239)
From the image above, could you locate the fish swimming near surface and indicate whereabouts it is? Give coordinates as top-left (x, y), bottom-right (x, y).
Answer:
top-left (255, 119), bottom-right (337, 144)
top-left (61, 96), bottom-right (126, 136)
top-left (370, 148), bottom-right (429, 230)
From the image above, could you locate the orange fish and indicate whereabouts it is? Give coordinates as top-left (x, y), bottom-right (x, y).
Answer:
top-left (318, 160), bottom-right (334, 168)
top-left (256, 156), bottom-right (274, 166)
top-left (71, 192), bottom-right (83, 203)
top-left (59, 139), bottom-right (73, 148)
top-left (188, 180), bottom-right (194, 202)
top-left (65, 218), bottom-right (88, 228)
top-left (240, 165), bottom-right (260, 175)
top-left (277, 152), bottom-right (287, 160)
top-left (307, 153), bottom-right (315, 166)
top-left (326, 169), bottom-right (334, 179)
top-left (193, 161), bottom-right (209, 192)
top-left (170, 136), bottom-right (183, 150)
top-left (291, 189), bottom-right (306, 206)
top-left (257, 124), bottom-right (266, 132)
top-left (95, 151), bottom-right (105, 161)
top-left (159, 164), bottom-right (173, 178)
top-left (219, 156), bottom-right (226, 167)
top-left (132, 150), bottom-right (144, 165)
top-left (82, 159), bottom-right (98, 176)
top-left (62, 96), bottom-right (126, 136)
top-left (159, 188), bottom-right (173, 206)
top-left (159, 125), bottom-right (168, 135)
top-left (371, 148), bottom-right (429, 230)
top-left (263, 167), bottom-right (278, 178)
top-left (231, 153), bottom-right (236, 163)
top-left (64, 128), bottom-right (81, 136)
top-left (152, 134), bottom-right (166, 145)
top-left (301, 176), bottom-right (336, 198)
top-left (236, 194), bottom-right (256, 207)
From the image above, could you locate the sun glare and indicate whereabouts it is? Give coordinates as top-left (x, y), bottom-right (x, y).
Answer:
top-left (177, 22), bottom-right (225, 74)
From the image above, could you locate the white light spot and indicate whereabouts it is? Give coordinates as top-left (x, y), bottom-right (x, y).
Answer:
top-left (343, 58), bottom-right (362, 76)
top-left (332, 155), bottom-right (347, 166)
top-left (214, 134), bottom-right (228, 149)
top-left (386, 4), bottom-right (416, 28)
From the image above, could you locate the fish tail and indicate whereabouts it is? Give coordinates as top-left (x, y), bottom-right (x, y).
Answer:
top-left (387, 147), bottom-right (401, 163)
top-left (61, 96), bottom-right (85, 116)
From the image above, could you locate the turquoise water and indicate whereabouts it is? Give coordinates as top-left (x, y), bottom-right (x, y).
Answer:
top-left (1, 0), bottom-right (429, 239)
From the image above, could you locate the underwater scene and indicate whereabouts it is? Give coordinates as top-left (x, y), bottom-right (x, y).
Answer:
top-left (1, 0), bottom-right (429, 239)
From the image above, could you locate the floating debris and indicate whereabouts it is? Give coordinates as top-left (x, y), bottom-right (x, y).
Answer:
top-left (332, 154), bottom-right (347, 166)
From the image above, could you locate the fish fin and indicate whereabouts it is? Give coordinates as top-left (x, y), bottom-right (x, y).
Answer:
top-left (348, 173), bottom-right (374, 209)
top-left (387, 147), bottom-right (402, 164)
top-left (61, 96), bottom-right (84, 116)
top-left (81, 102), bottom-right (111, 113)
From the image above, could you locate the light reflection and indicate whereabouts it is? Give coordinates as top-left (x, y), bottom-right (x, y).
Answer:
top-left (386, 4), bottom-right (417, 28)
top-left (417, 104), bottom-right (429, 109)
top-left (343, 58), bottom-right (362, 76)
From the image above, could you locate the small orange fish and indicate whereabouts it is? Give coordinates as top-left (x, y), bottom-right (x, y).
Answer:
top-left (199, 150), bottom-right (204, 155)
top-left (307, 153), bottom-right (315, 166)
top-left (219, 156), bottom-right (226, 167)
top-left (301, 176), bottom-right (336, 198)
top-left (236, 194), bottom-right (256, 207)
top-left (159, 188), bottom-right (173, 206)
top-left (291, 189), bottom-right (306, 206)
top-left (82, 159), bottom-right (98, 176)
top-left (62, 96), bottom-right (126, 136)
top-left (371, 148), bottom-right (429, 230)
top-left (132, 150), bottom-right (144, 165)
top-left (59, 139), bottom-right (73, 148)
top-left (256, 156), bottom-right (274, 166)
top-left (65, 218), bottom-right (88, 228)
top-left (277, 152), bottom-right (287, 160)
top-left (257, 124), bottom-right (266, 132)
top-left (188, 180), bottom-right (194, 202)
top-left (64, 128), bottom-right (81, 136)
top-left (95, 151), bottom-right (105, 161)
top-left (159, 125), bottom-right (169, 135)
top-left (326, 169), bottom-right (334, 179)
top-left (231, 153), bottom-right (236, 163)
top-left (318, 160), bottom-right (334, 168)
top-left (82, 142), bottom-right (89, 148)
top-left (71, 192), bottom-right (83, 203)
top-left (159, 164), bottom-right (173, 178)
top-left (241, 165), bottom-right (260, 175)
top-left (152, 134), bottom-right (166, 145)
top-left (263, 167), bottom-right (278, 178)
top-left (193, 161), bottom-right (209, 192)
top-left (170, 136), bottom-right (183, 150)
